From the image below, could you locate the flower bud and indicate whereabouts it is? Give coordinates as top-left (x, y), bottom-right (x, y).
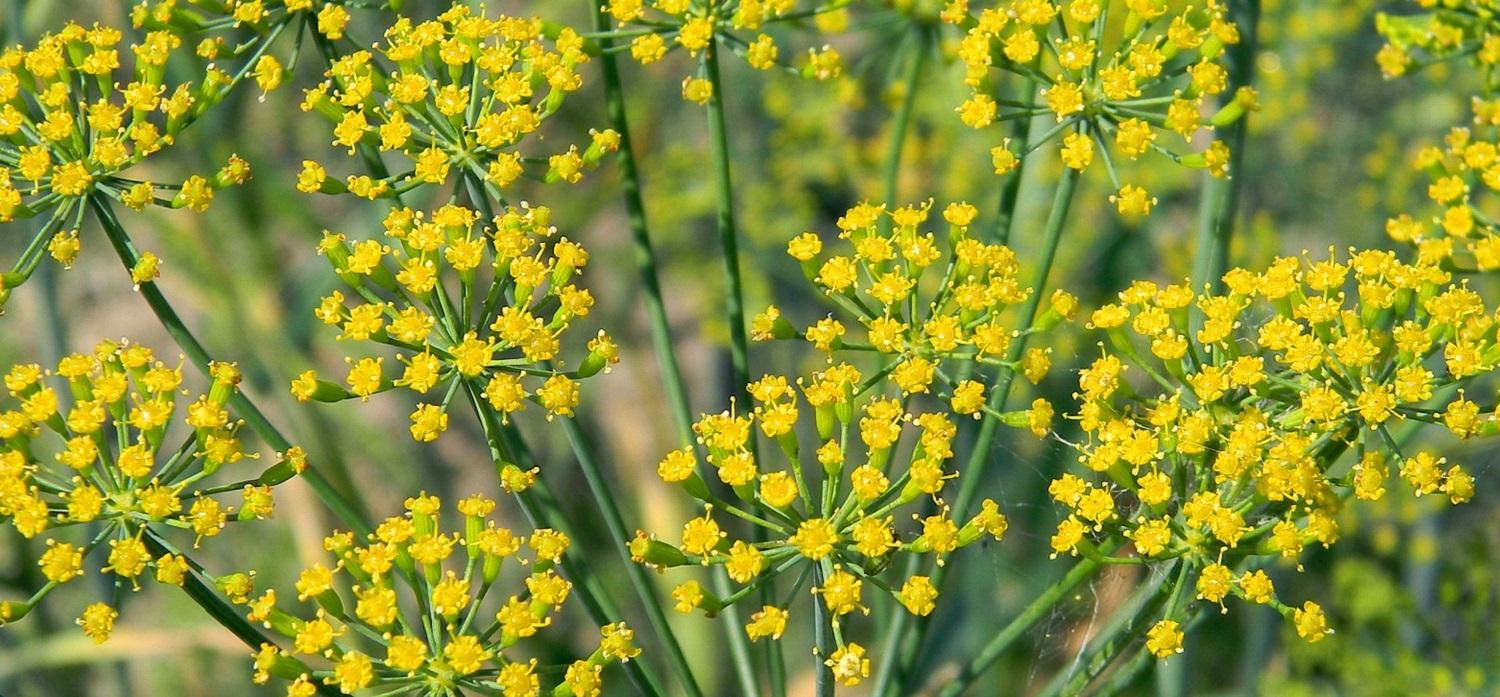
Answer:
top-left (0, 599), bottom-right (31, 624)
top-left (1209, 87), bottom-right (1259, 127)
top-left (629, 533), bottom-right (690, 568)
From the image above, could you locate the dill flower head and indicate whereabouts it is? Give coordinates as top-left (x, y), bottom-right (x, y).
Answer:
top-left (1061, 248), bottom-right (1494, 644)
top-left (1386, 118), bottom-right (1500, 270)
top-left (755, 200), bottom-right (1072, 433)
top-left (246, 493), bottom-right (640, 696)
top-left (298, 4), bottom-right (614, 199)
top-left (604, 0), bottom-right (849, 99)
top-left (0, 340), bottom-right (301, 642)
top-left (632, 365), bottom-right (1010, 684)
top-left (945, 0), bottom-right (1253, 217)
top-left (293, 202), bottom-right (617, 442)
top-left (1376, 2), bottom-right (1500, 88)
top-left (0, 22), bottom-right (255, 298)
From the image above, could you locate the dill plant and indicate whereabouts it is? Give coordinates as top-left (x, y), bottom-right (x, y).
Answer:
top-left (1, 1), bottom-right (1499, 696)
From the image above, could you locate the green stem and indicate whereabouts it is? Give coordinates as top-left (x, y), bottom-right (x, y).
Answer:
top-left (878, 168), bottom-right (1081, 696)
top-left (813, 566), bottom-right (835, 697)
top-left (1038, 560), bottom-right (1188, 697)
top-left (88, 196), bottom-right (372, 535)
top-left (702, 35), bottom-right (770, 697)
top-left (559, 418), bottom-right (707, 697)
top-left (461, 382), bottom-right (665, 697)
top-left (879, 28), bottom-right (930, 211)
top-left (935, 558), bottom-right (1102, 697)
top-left (141, 533), bottom-right (342, 697)
top-left (704, 37), bottom-right (751, 407)
top-left (588, 0), bottom-right (696, 450)
top-left (989, 78), bottom-right (1038, 245)
top-left (1188, 0), bottom-right (1259, 301)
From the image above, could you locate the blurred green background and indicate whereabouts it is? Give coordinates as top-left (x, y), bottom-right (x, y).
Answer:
top-left (2, 0), bottom-right (1499, 695)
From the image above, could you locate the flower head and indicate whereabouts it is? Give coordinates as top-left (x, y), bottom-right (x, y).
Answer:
top-left (760, 199), bottom-right (1067, 435)
top-left (632, 359), bottom-right (1012, 680)
top-left (0, 22), bottom-right (255, 303)
top-left (298, 5), bottom-right (612, 197)
top-left (947, 0), bottom-right (1251, 217)
top-left (0, 340), bottom-right (299, 641)
top-left (1375, 4), bottom-right (1500, 88)
top-left (295, 202), bottom-right (616, 440)
top-left (1385, 115), bottom-right (1500, 270)
top-left (1063, 248), bottom-right (1495, 643)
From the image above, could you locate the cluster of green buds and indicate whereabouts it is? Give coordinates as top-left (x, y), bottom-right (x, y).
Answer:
top-left (0, 22), bottom-right (259, 307)
top-left (292, 202), bottom-right (618, 443)
top-left (0, 340), bottom-right (302, 643)
top-left (631, 365), bottom-right (1009, 687)
top-left (246, 493), bottom-right (641, 696)
top-left (755, 199), bottom-right (1072, 437)
top-left (1060, 248), bottom-right (1495, 654)
top-left (946, 0), bottom-right (1253, 217)
top-left (296, 3), bottom-right (617, 200)
top-left (602, 0), bottom-right (850, 103)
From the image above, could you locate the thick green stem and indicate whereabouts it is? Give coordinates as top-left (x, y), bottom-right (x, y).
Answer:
top-left (590, 2), bottom-right (763, 691)
top-left (1188, 0), bottom-right (1259, 301)
top-left (89, 196), bottom-right (372, 535)
top-left (936, 558), bottom-right (1102, 697)
top-left (879, 28), bottom-right (930, 211)
top-left (877, 168), bottom-right (1080, 695)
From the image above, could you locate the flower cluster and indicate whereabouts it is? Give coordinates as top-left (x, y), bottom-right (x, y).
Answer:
top-left (292, 202), bottom-right (617, 442)
top-left (945, 0), bottom-right (1254, 216)
top-left (631, 367), bottom-right (1009, 686)
top-left (1385, 120), bottom-right (1500, 270)
top-left (0, 22), bottom-right (254, 300)
top-left (755, 200), bottom-right (1070, 433)
top-left (0, 340), bottom-right (298, 642)
top-left (1063, 249), bottom-right (1493, 652)
top-left (246, 493), bottom-right (641, 696)
top-left (602, 0), bottom-right (847, 103)
top-left (1376, 2), bottom-right (1500, 92)
top-left (297, 4), bottom-right (617, 199)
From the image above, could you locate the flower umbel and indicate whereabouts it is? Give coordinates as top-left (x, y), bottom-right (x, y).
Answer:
top-left (298, 5), bottom-right (614, 198)
top-left (633, 363), bottom-right (1011, 683)
top-left (294, 202), bottom-right (617, 441)
top-left (1061, 248), bottom-right (1492, 645)
top-left (947, 0), bottom-right (1253, 217)
top-left (0, 340), bottom-right (299, 642)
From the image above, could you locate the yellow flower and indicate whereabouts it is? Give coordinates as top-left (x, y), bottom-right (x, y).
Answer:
top-left (1293, 601), bottom-right (1331, 643)
top-left (825, 643), bottom-right (870, 686)
top-left (77, 603), bottom-right (118, 644)
top-left (1145, 619), bottom-right (1184, 658)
